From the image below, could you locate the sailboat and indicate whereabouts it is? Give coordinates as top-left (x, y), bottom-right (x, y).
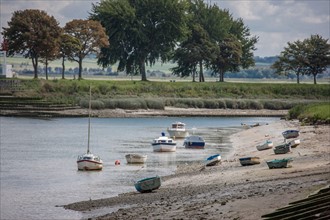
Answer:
top-left (77, 87), bottom-right (103, 171)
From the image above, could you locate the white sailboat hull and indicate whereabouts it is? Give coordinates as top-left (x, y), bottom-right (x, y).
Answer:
top-left (77, 159), bottom-right (103, 171)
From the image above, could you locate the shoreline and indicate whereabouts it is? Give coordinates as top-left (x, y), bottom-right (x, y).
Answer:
top-left (0, 107), bottom-right (288, 118)
top-left (63, 120), bottom-right (330, 219)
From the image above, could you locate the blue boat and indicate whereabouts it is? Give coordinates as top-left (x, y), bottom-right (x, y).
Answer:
top-left (183, 135), bottom-right (205, 149)
top-left (205, 154), bottom-right (221, 166)
top-left (134, 176), bottom-right (161, 193)
top-left (282, 130), bottom-right (299, 139)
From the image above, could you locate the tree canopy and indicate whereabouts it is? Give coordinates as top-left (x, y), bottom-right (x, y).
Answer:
top-left (172, 0), bottom-right (258, 82)
top-left (2, 9), bottom-right (62, 78)
top-left (91, 0), bottom-right (187, 81)
top-left (64, 19), bottom-right (109, 79)
top-left (272, 34), bottom-right (330, 84)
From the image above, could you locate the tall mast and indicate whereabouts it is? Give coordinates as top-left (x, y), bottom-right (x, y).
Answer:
top-left (87, 86), bottom-right (91, 154)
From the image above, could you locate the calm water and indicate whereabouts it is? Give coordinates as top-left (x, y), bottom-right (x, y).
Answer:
top-left (0, 116), bottom-right (279, 220)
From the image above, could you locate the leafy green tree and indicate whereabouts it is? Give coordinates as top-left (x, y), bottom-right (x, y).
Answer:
top-left (58, 33), bottom-right (81, 79)
top-left (172, 1), bottom-right (257, 82)
top-left (272, 40), bottom-right (308, 84)
top-left (2, 9), bottom-right (61, 78)
top-left (172, 0), bottom-right (220, 82)
top-left (272, 35), bottom-right (329, 84)
top-left (210, 17), bottom-right (258, 82)
top-left (64, 19), bottom-right (109, 79)
top-left (304, 35), bottom-right (330, 84)
top-left (91, 0), bottom-right (186, 81)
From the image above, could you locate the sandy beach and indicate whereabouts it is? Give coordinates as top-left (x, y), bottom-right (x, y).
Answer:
top-left (63, 119), bottom-right (330, 219)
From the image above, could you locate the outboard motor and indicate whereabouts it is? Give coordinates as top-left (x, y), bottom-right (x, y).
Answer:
top-left (161, 132), bottom-right (165, 136)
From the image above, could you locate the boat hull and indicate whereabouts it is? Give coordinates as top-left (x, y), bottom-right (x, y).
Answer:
top-left (152, 143), bottom-right (176, 152)
top-left (256, 141), bottom-right (273, 151)
top-left (135, 176), bottom-right (161, 193)
top-left (205, 154), bottom-right (221, 166)
top-left (239, 157), bottom-right (261, 166)
top-left (183, 136), bottom-right (205, 149)
top-left (167, 130), bottom-right (189, 138)
top-left (125, 154), bottom-right (147, 164)
top-left (289, 139), bottom-right (300, 148)
top-left (282, 130), bottom-right (300, 139)
top-left (77, 160), bottom-right (103, 171)
top-left (266, 158), bottom-right (293, 169)
top-left (274, 143), bottom-right (291, 154)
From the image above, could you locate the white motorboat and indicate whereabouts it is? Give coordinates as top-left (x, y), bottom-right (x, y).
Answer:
top-left (167, 121), bottom-right (189, 138)
top-left (77, 87), bottom-right (103, 171)
top-left (125, 154), bottom-right (148, 164)
top-left (152, 132), bottom-right (177, 152)
top-left (205, 154), bottom-right (221, 166)
top-left (289, 139), bottom-right (300, 148)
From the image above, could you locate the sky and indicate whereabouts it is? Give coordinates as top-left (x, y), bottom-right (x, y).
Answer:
top-left (0, 0), bottom-right (329, 57)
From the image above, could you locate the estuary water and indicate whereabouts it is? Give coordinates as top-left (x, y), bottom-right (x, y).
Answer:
top-left (0, 116), bottom-right (280, 220)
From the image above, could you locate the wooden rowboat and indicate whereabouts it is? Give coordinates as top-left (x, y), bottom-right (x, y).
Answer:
top-left (239, 157), bottom-right (261, 166)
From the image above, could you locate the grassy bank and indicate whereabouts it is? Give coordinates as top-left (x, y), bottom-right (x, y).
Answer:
top-left (1, 79), bottom-right (329, 111)
top-left (288, 103), bottom-right (330, 124)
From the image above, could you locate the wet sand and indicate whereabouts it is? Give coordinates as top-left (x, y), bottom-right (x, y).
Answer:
top-left (63, 119), bottom-right (330, 220)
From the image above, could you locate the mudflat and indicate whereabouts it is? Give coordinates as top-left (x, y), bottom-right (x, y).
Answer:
top-left (63, 120), bottom-right (330, 220)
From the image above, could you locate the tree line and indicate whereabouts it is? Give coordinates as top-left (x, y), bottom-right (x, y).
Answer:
top-left (1, 0), bottom-right (329, 83)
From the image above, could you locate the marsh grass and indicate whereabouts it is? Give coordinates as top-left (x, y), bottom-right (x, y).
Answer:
top-left (289, 103), bottom-right (330, 124)
top-left (7, 79), bottom-right (329, 111)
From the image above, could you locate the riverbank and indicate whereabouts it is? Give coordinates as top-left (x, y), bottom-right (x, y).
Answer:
top-left (0, 107), bottom-right (288, 118)
top-left (63, 120), bottom-right (330, 219)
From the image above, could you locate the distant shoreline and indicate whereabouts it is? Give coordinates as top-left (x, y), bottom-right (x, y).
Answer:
top-left (0, 107), bottom-right (288, 118)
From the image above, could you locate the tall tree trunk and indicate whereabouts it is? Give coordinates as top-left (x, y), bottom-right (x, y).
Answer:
top-left (45, 58), bottom-right (49, 80)
top-left (61, 56), bottom-right (65, 79)
top-left (78, 58), bottom-right (83, 80)
top-left (219, 69), bottom-right (224, 82)
top-left (296, 72), bottom-right (300, 84)
top-left (192, 71), bottom-right (196, 82)
top-left (140, 58), bottom-right (147, 81)
top-left (32, 57), bottom-right (38, 79)
top-left (199, 61), bottom-right (204, 82)
top-left (313, 73), bottom-right (317, 84)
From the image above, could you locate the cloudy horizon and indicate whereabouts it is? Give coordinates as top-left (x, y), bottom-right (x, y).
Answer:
top-left (1, 0), bottom-right (329, 57)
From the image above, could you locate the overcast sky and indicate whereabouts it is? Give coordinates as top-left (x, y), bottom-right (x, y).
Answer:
top-left (1, 0), bottom-right (329, 57)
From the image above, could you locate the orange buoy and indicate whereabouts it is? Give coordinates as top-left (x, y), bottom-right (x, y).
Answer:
top-left (115, 160), bottom-right (120, 165)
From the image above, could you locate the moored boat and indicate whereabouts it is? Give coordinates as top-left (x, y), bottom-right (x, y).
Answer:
top-left (205, 154), bottom-right (221, 166)
top-left (152, 132), bottom-right (177, 152)
top-left (77, 87), bottom-right (103, 171)
top-left (167, 121), bottom-right (189, 138)
top-left (256, 140), bottom-right (273, 151)
top-left (282, 130), bottom-right (299, 139)
top-left (239, 157), bottom-right (261, 166)
top-left (266, 158), bottom-right (293, 169)
top-left (125, 154), bottom-right (148, 164)
top-left (289, 139), bottom-right (300, 148)
top-left (134, 176), bottom-right (161, 193)
top-left (183, 135), bottom-right (205, 149)
top-left (274, 143), bottom-right (291, 154)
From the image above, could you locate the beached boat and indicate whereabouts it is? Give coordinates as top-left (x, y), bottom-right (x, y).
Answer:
top-left (152, 132), bottom-right (177, 152)
top-left (273, 143), bottom-right (291, 154)
top-left (134, 176), bottom-right (161, 193)
top-left (256, 140), bottom-right (273, 151)
top-left (167, 121), bottom-right (189, 138)
top-left (266, 158), bottom-right (293, 169)
top-left (125, 154), bottom-right (147, 164)
top-left (183, 135), bottom-right (205, 149)
top-left (77, 87), bottom-right (103, 171)
top-left (289, 139), bottom-right (300, 148)
top-left (205, 154), bottom-right (221, 166)
top-left (239, 157), bottom-right (261, 166)
top-left (241, 122), bottom-right (260, 128)
top-left (282, 130), bottom-right (299, 139)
